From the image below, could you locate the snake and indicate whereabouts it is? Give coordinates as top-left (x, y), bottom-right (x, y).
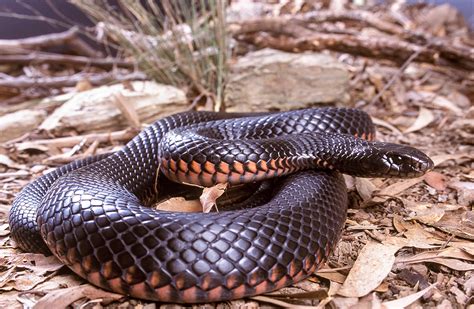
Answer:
top-left (9, 108), bottom-right (433, 303)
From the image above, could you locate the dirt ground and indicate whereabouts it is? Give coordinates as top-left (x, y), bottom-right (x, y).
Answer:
top-left (0, 1), bottom-right (473, 308)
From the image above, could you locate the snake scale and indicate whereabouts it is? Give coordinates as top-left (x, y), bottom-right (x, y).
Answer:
top-left (9, 108), bottom-right (433, 303)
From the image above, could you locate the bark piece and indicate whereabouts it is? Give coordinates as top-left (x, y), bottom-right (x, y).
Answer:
top-left (224, 48), bottom-right (349, 112)
top-left (40, 81), bottom-right (188, 134)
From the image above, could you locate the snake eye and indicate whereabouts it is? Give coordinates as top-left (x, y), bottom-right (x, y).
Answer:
top-left (390, 155), bottom-right (404, 166)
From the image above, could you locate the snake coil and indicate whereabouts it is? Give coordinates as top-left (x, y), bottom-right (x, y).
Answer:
top-left (9, 108), bottom-right (433, 303)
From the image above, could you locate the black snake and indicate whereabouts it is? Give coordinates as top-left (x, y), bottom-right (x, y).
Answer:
top-left (9, 108), bottom-right (433, 303)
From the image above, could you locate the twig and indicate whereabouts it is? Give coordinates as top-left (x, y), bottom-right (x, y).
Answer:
top-left (369, 44), bottom-right (430, 105)
top-left (0, 52), bottom-right (134, 69)
top-left (14, 129), bottom-right (138, 150)
top-left (0, 72), bottom-right (146, 89)
top-left (0, 27), bottom-right (79, 54)
top-left (236, 29), bottom-right (474, 70)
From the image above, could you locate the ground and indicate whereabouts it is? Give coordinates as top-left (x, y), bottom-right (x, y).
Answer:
top-left (0, 0), bottom-right (473, 308)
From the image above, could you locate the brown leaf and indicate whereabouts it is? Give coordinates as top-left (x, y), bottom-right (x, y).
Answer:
top-left (200, 183), bottom-right (227, 213)
top-left (424, 171), bottom-right (448, 191)
top-left (371, 117), bottom-right (403, 136)
top-left (373, 177), bottom-right (424, 203)
top-left (16, 254), bottom-right (64, 275)
top-left (415, 91), bottom-right (463, 115)
top-left (448, 181), bottom-right (474, 206)
top-left (430, 153), bottom-right (471, 167)
top-left (404, 107), bottom-right (435, 134)
top-left (382, 284), bottom-right (437, 308)
top-left (354, 178), bottom-right (377, 202)
top-left (34, 284), bottom-right (123, 309)
top-left (154, 197), bottom-right (203, 213)
top-left (250, 295), bottom-right (318, 308)
top-left (337, 242), bottom-right (402, 297)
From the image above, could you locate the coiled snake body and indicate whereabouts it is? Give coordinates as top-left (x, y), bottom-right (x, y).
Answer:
top-left (9, 108), bottom-right (433, 303)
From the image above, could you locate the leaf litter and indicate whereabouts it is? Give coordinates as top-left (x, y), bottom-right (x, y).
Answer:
top-left (1, 0), bottom-right (473, 308)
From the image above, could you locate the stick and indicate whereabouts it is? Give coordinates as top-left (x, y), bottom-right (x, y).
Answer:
top-left (0, 27), bottom-right (78, 53)
top-left (0, 52), bottom-right (134, 69)
top-left (14, 129), bottom-right (138, 150)
top-left (236, 29), bottom-right (474, 70)
top-left (0, 72), bottom-right (146, 89)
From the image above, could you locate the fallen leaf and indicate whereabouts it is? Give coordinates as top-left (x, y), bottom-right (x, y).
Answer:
top-left (430, 153), bottom-right (471, 167)
top-left (34, 285), bottom-right (123, 309)
top-left (464, 276), bottom-right (474, 295)
top-left (396, 249), bottom-right (474, 271)
top-left (424, 171), bottom-right (448, 191)
top-left (404, 107), bottom-right (435, 133)
top-left (154, 197), bottom-right (202, 212)
top-left (373, 177), bottom-right (424, 203)
top-left (337, 242), bottom-right (402, 297)
top-left (403, 200), bottom-right (446, 225)
top-left (250, 295), bottom-right (319, 309)
top-left (414, 91), bottom-right (463, 115)
top-left (0, 224), bottom-right (9, 237)
top-left (316, 271), bottom-right (346, 284)
top-left (419, 258), bottom-right (474, 271)
top-left (355, 178), bottom-right (377, 202)
top-left (385, 236), bottom-right (441, 250)
top-left (371, 117), bottom-right (403, 136)
top-left (15, 254), bottom-right (64, 275)
top-left (448, 181), bottom-right (474, 206)
top-left (382, 283), bottom-right (437, 308)
top-left (200, 183), bottom-right (227, 213)
top-left (432, 208), bottom-right (474, 240)
top-left (0, 154), bottom-right (27, 170)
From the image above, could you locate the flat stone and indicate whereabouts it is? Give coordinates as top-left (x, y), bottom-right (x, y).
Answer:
top-left (224, 48), bottom-right (350, 112)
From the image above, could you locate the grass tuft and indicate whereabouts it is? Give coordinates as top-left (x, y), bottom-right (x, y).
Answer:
top-left (72, 0), bottom-right (229, 111)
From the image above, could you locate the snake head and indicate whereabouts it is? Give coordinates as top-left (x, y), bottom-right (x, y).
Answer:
top-left (359, 142), bottom-right (434, 178)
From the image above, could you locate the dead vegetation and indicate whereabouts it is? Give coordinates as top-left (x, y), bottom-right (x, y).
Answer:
top-left (0, 0), bottom-right (473, 308)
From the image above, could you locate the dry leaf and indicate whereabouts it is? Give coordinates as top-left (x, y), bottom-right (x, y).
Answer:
top-left (250, 295), bottom-right (319, 309)
top-left (448, 181), bottom-right (474, 206)
top-left (371, 117), bottom-right (403, 136)
top-left (397, 247), bottom-right (474, 264)
top-left (337, 242), bottom-right (402, 297)
top-left (15, 254), bottom-right (64, 275)
top-left (411, 257), bottom-right (474, 271)
top-left (316, 271), bottom-right (346, 284)
top-left (424, 171), bottom-right (448, 191)
top-left (430, 153), bottom-right (471, 167)
top-left (154, 197), bottom-right (203, 212)
top-left (34, 284), bottom-right (123, 309)
top-left (200, 183), bottom-right (227, 213)
top-left (406, 202), bottom-right (446, 225)
top-left (355, 178), bottom-right (377, 202)
top-left (0, 154), bottom-right (27, 170)
top-left (431, 208), bottom-right (474, 240)
top-left (404, 107), bottom-right (435, 133)
top-left (382, 283), bottom-right (437, 308)
top-left (414, 91), bottom-right (463, 115)
top-left (373, 177), bottom-right (424, 203)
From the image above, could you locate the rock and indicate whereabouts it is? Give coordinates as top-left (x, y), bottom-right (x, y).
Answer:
top-left (0, 109), bottom-right (47, 143)
top-left (40, 81), bottom-right (188, 134)
top-left (224, 48), bottom-right (350, 112)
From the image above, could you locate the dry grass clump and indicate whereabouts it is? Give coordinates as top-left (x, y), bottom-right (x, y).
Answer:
top-left (72, 0), bottom-right (229, 110)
